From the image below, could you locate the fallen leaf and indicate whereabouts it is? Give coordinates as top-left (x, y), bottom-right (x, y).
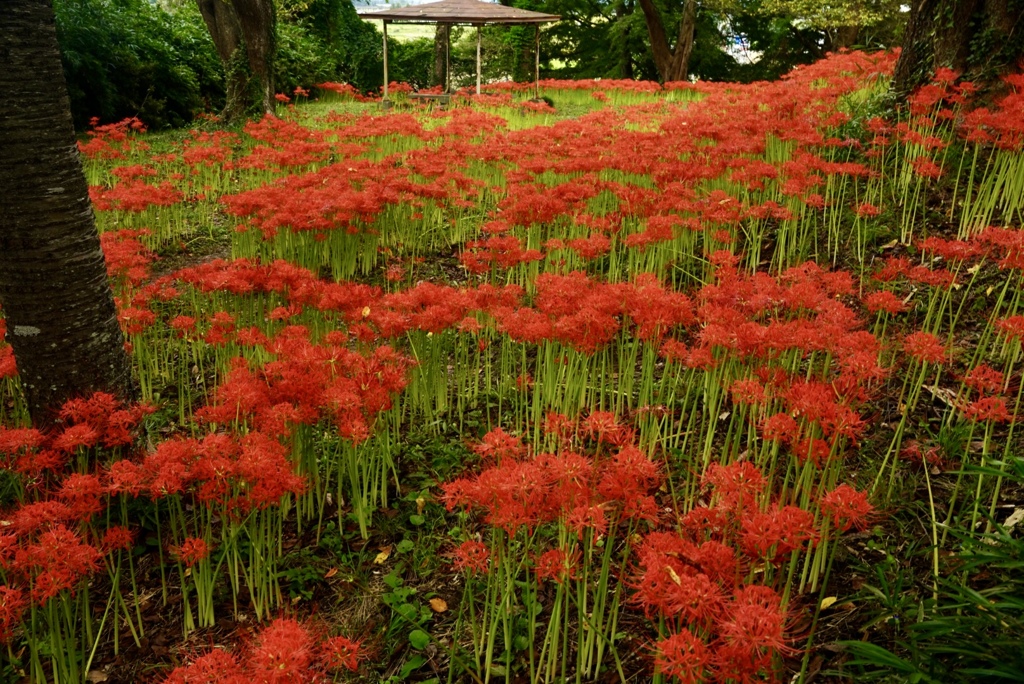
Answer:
top-left (429, 598), bottom-right (448, 613)
top-left (820, 596), bottom-right (838, 611)
top-left (881, 239), bottom-right (899, 250)
top-left (1003, 507), bottom-right (1024, 530)
top-left (87, 671), bottom-right (110, 682)
top-left (324, 567), bottom-right (338, 579)
top-left (374, 546), bottom-right (392, 565)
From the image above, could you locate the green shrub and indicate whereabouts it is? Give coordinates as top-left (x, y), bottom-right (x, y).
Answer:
top-left (55, 0), bottom-right (222, 129)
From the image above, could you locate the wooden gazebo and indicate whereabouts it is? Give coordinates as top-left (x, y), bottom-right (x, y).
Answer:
top-left (358, 0), bottom-right (560, 101)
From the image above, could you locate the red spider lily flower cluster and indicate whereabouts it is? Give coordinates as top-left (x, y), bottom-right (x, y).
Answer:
top-left (100, 228), bottom-right (157, 287)
top-left (442, 425), bottom-right (660, 537)
top-left (77, 116), bottom-right (148, 160)
top-left (195, 326), bottom-right (412, 444)
top-left (0, 393), bottom-right (156, 634)
top-left (163, 617), bottom-right (363, 683)
top-left (0, 318), bottom-right (16, 380)
top-left (90, 179), bottom-right (184, 213)
top-left (637, 461), bottom-right (873, 682)
top-left (0, 392), bottom-right (151, 478)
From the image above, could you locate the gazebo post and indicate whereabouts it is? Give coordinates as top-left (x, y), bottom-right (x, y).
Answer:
top-left (382, 20), bottom-right (390, 104)
top-left (476, 25), bottom-right (482, 95)
top-left (534, 25), bottom-right (540, 99)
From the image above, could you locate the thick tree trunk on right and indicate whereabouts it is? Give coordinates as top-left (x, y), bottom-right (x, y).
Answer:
top-left (0, 0), bottom-right (134, 427)
top-left (892, 0), bottom-right (1022, 101)
top-left (638, 0), bottom-right (696, 82)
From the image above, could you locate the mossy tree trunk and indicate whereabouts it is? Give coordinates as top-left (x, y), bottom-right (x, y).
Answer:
top-left (197, 0), bottom-right (277, 121)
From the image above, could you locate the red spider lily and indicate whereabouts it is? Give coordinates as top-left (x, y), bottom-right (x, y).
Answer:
top-left (57, 473), bottom-right (105, 522)
top-left (996, 315), bottom-right (1024, 340)
top-left (960, 396), bottom-right (1013, 423)
top-left (792, 436), bottom-right (833, 466)
top-left (106, 459), bottom-right (146, 497)
top-left (566, 503), bottom-right (608, 539)
top-left (51, 424), bottom-right (100, 453)
top-left (535, 548), bottom-right (580, 584)
top-left (163, 649), bottom-right (246, 684)
top-left (963, 364), bottom-right (1005, 394)
top-left (12, 524), bottom-right (102, 605)
top-left (580, 410), bottom-right (636, 446)
top-left (820, 484), bottom-right (874, 532)
top-left (740, 504), bottom-right (818, 563)
top-left (321, 635), bottom-right (363, 672)
top-left (100, 229), bottom-right (155, 285)
top-left (730, 378), bottom-right (766, 405)
top-left (90, 179), bottom-right (183, 213)
top-left (247, 618), bottom-right (313, 683)
top-left (719, 584), bottom-right (790, 657)
top-left (703, 461), bottom-right (765, 512)
top-left (471, 428), bottom-right (528, 464)
top-left (918, 236), bottom-right (987, 263)
top-left (654, 629), bottom-right (709, 683)
top-left (0, 426), bottom-right (45, 460)
top-left (760, 412), bottom-right (800, 445)
top-left (543, 412), bottom-right (575, 440)
top-left (101, 526), bottom-right (135, 553)
top-left (710, 639), bottom-right (774, 684)
top-left (169, 315), bottom-right (197, 338)
top-left (8, 500), bottom-right (74, 535)
top-left (174, 537), bottom-right (211, 568)
top-left (58, 392), bottom-right (152, 448)
top-left (451, 540), bottom-right (490, 575)
top-left (863, 290), bottom-right (908, 315)
top-left (903, 331), bottom-right (949, 364)
top-left (0, 585), bottom-right (27, 643)
top-left (854, 202), bottom-right (881, 218)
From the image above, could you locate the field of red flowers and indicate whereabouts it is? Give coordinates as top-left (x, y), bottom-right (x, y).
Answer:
top-left (2, 50), bottom-right (1024, 683)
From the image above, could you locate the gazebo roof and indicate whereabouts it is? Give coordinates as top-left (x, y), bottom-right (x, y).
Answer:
top-left (358, 0), bottom-right (559, 24)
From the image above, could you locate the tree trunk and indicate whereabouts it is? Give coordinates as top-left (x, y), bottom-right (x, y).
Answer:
top-left (197, 0), bottom-right (248, 121)
top-left (434, 23), bottom-right (450, 90)
top-left (617, 0), bottom-right (635, 80)
top-left (829, 25), bottom-right (860, 51)
top-left (892, 0), bottom-right (984, 99)
top-left (0, 0), bottom-right (134, 427)
top-left (233, 0), bottom-right (276, 116)
top-left (638, 0), bottom-right (696, 82)
top-left (197, 0), bottom-right (276, 121)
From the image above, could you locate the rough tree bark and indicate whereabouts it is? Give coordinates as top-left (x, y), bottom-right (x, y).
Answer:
top-left (637, 0), bottom-right (696, 82)
top-left (197, 0), bottom-right (276, 121)
top-left (0, 0), bottom-right (134, 427)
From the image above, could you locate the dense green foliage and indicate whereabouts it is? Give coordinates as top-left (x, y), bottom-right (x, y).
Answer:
top-left (55, 0), bottom-right (222, 129)
top-left (52, 0), bottom-right (907, 129)
top-left (53, 0), bottom-right (446, 128)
